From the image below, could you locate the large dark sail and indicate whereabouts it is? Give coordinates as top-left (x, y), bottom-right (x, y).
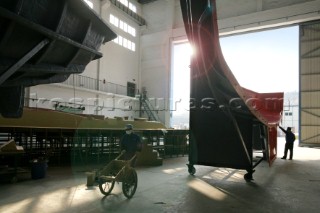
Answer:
top-left (180, 0), bottom-right (283, 179)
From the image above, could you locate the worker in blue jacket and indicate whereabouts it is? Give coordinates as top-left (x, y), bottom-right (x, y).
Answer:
top-left (120, 124), bottom-right (142, 166)
top-left (279, 126), bottom-right (296, 160)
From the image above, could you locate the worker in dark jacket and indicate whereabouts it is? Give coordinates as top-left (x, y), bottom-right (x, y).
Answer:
top-left (120, 124), bottom-right (142, 167)
top-left (279, 126), bottom-right (296, 160)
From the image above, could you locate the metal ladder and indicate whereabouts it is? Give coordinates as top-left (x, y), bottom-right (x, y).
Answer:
top-left (139, 88), bottom-right (160, 122)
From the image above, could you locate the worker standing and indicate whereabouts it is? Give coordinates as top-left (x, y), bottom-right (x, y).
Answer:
top-left (120, 124), bottom-right (142, 167)
top-left (279, 126), bottom-right (296, 160)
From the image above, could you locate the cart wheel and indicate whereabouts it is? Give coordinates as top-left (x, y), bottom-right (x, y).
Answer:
top-left (122, 169), bottom-right (138, 199)
top-left (244, 169), bottom-right (255, 182)
top-left (187, 164), bottom-right (196, 175)
top-left (11, 176), bottom-right (18, 184)
top-left (99, 177), bottom-right (115, 196)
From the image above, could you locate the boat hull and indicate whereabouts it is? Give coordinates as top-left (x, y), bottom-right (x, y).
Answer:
top-left (0, 0), bottom-right (116, 117)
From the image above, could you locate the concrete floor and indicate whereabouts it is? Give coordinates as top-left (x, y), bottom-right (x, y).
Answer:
top-left (1, 137), bottom-right (320, 213)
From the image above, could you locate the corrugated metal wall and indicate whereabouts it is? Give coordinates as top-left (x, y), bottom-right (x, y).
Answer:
top-left (300, 21), bottom-right (320, 147)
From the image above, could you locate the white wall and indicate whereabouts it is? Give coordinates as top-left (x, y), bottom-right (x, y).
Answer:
top-left (100, 2), bottom-right (141, 88)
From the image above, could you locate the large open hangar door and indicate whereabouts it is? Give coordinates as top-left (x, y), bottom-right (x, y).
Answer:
top-left (300, 21), bottom-right (320, 147)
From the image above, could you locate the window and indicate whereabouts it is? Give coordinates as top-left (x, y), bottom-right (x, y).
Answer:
top-left (285, 112), bottom-right (293, 116)
top-left (120, 0), bottom-right (129, 7)
top-left (109, 14), bottom-right (137, 52)
top-left (131, 43), bottom-right (135, 51)
top-left (110, 14), bottom-right (114, 23)
top-left (110, 15), bottom-right (119, 27)
top-left (83, 0), bottom-right (93, 9)
top-left (118, 0), bottom-right (137, 12)
top-left (110, 14), bottom-right (119, 27)
top-left (118, 36), bottom-right (123, 45)
top-left (119, 20), bottom-right (124, 30)
top-left (109, 14), bottom-right (136, 37)
top-left (129, 2), bottom-right (137, 13)
top-left (123, 22), bottom-right (128, 33)
top-left (123, 38), bottom-right (128, 48)
top-left (132, 28), bottom-right (136, 37)
top-left (113, 37), bottom-right (119, 44)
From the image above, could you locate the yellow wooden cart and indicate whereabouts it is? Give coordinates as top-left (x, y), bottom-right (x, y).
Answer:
top-left (97, 151), bottom-right (138, 199)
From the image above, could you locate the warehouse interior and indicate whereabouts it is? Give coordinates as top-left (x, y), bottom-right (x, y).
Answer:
top-left (1, 0), bottom-right (320, 212)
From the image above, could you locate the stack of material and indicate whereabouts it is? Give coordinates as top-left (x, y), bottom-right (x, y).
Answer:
top-left (0, 139), bottom-right (26, 183)
top-left (136, 143), bottom-right (163, 166)
top-left (0, 139), bottom-right (24, 153)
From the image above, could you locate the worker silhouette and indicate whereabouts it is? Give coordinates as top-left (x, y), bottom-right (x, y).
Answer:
top-left (120, 124), bottom-right (142, 167)
top-left (279, 126), bottom-right (296, 160)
